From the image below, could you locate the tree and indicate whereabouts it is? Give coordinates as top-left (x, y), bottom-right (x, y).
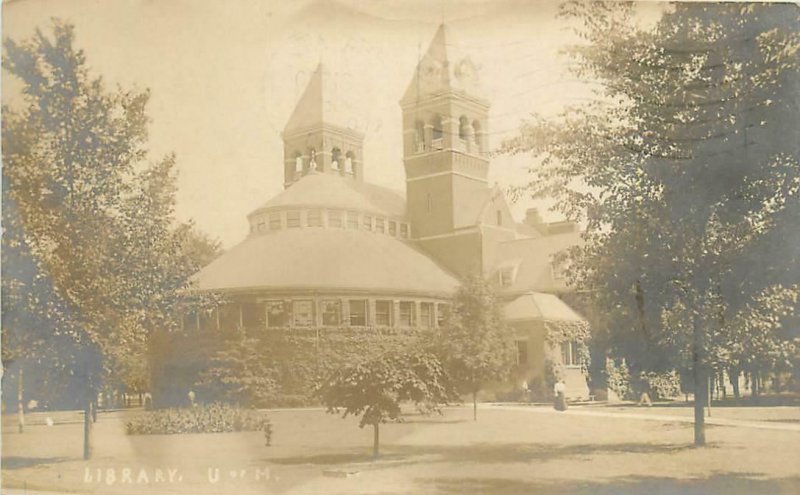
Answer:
top-left (502, 2), bottom-right (799, 445)
top-left (434, 275), bottom-right (516, 420)
top-left (2, 21), bottom-right (217, 458)
top-left (316, 349), bottom-right (454, 458)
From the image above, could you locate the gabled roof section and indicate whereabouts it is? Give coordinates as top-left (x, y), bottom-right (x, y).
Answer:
top-left (504, 292), bottom-right (586, 322)
top-left (492, 231), bottom-right (583, 294)
top-left (401, 24), bottom-right (487, 105)
top-left (249, 172), bottom-right (406, 218)
top-left (284, 63), bottom-right (362, 135)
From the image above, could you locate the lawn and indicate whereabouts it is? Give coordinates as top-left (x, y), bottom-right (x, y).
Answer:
top-left (2, 404), bottom-right (800, 494)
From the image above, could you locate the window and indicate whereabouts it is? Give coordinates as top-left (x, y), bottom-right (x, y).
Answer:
top-left (398, 301), bottom-right (415, 327)
top-left (432, 114), bottom-right (443, 141)
top-left (287, 211), bottom-right (301, 228)
top-left (415, 120), bottom-right (425, 152)
top-left (400, 223), bottom-right (409, 238)
top-left (257, 221), bottom-right (266, 232)
top-left (420, 302), bottom-right (433, 327)
top-left (269, 212), bottom-right (281, 230)
top-left (331, 147), bottom-right (342, 170)
top-left (294, 153), bottom-right (303, 172)
top-left (436, 303), bottom-right (450, 327)
top-left (292, 300), bottom-right (314, 327)
top-left (499, 268), bottom-right (514, 287)
top-left (472, 120), bottom-right (482, 150)
top-left (551, 254), bottom-right (569, 280)
top-left (241, 302), bottom-right (265, 329)
top-left (322, 300), bottom-right (341, 326)
top-left (375, 217), bottom-right (385, 234)
top-left (308, 148), bottom-right (317, 170)
top-left (375, 300), bottom-right (392, 326)
top-left (266, 300), bottom-right (287, 328)
top-left (458, 115), bottom-right (470, 140)
top-left (307, 209), bottom-right (322, 227)
top-left (349, 300), bottom-right (367, 326)
top-left (560, 340), bottom-right (581, 366)
top-left (516, 340), bottom-right (529, 365)
top-left (346, 211), bottom-right (359, 229)
top-left (388, 221), bottom-right (397, 236)
top-left (345, 151), bottom-right (355, 174)
top-left (328, 210), bottom-right (342, 228)
top-left (362, 215), bottom-right (373, 231)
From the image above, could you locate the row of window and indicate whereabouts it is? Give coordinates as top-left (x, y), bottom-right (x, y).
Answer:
top-left (293, 148), bottom-right (356, 173)
top-left (413, 115), bottom-right (483, 153)
top-left (514, 339), bottom-right (582, 367)
top-left (251, 209), bottom-right (410, 237)
top-left (183, 300), bottom-right (449, 330)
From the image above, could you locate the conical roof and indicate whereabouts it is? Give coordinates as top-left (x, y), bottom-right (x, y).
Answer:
top-left (401, 24), bottom-right (486, 104)
top-left (284, 63), bottom-right (363, 134)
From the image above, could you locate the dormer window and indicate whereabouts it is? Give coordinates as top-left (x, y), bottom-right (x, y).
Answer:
top-left (499, 268), bottom-right (515, 287)
top-left (551, 253), bottom-right (570, 280)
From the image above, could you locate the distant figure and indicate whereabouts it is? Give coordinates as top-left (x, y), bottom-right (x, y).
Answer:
top-left (188, 390), bottom-right (196, 407)
top-left (45, 417), bottom-right (54, 427)
top-left (554, 380), bottom-right (568, 411)
top-left (638, 391), bottom-right (653, 407)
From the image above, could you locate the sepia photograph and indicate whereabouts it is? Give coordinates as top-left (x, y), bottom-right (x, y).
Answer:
top-left (1, 0), bottom-right (799, 493)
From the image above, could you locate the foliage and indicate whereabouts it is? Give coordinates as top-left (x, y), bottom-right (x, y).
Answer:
top-left (544, 320), bottom-right (592, 374)
top-left (194, 329), bottom-right (279, 408)
top-left (125, 403), bottom-right (271, 438)
top-left (1, 20), bottom-right (222, 418)
top-left (149, 325), bottom-right (426, 407)
top-left (433, 275), bottom-right (516, 415)
top-left (316, 348), bottom-right (454, 428)
top-left (638, 370), bottom-right (682, 400)
top-left (502, 2), bottom-right (800, 443)
top-left (605, 359), bottom-right (634, 401)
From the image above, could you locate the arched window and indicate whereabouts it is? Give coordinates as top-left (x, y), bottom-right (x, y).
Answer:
top-left (331, 147), bottom-right (342, 170)
top-left (294, 152), bottom-right (303, 172)
top-left (458, 115), bottom-right (470, 140)
top-left (414, 120), bottom-right (425, 152)
top-left (472, 120), bottom-right (482, 150)
top-left (431, 114), bottom-right (443, 142)
top-left (345, 151), bottom-right (355, 174)
top-left (308, 148), bottom-right (317, 170)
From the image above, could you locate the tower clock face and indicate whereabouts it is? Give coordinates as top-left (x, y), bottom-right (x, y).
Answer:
top-left (454, 58), bottom-right (478, 86)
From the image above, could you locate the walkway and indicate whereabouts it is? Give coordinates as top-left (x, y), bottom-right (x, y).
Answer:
top-left (487, 403), bottom-right (800, 432)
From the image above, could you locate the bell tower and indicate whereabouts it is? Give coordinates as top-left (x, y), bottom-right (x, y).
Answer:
top-left (401, 24), bottom-right (490, 239)
top-left (400, 24), bottom-right (491, 277)
top-left (283, 63), bottom-right (365, 188)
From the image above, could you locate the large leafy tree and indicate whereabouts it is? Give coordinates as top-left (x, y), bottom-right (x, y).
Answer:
top-left (2, 21), bottom-right (218, 458)
top-left (434, 275), bottom-right (516, 420)
top-left (503, 2), bottom-right (799, 445)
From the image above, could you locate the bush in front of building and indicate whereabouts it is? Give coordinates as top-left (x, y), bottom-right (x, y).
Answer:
top-left (125, 402), bottom-right (271, 440)
top-left (149, 325), bottom-right (427, 408)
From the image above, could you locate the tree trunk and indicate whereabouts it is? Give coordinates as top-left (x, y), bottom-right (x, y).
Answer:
top-left (83, 397), bottom-right (93, 460)
top-left (730, 369), bottom-right (740, 398)
top-left (17, 369), bottom-right (24, 434)
top-left (692, 316), bottom-right (706, 446)
top-left (707, 375), bottom-right (712, 417)
top-left (473, 391), bottom-right (477, 421)
top-left (372, 423), bottom-right (379, 459)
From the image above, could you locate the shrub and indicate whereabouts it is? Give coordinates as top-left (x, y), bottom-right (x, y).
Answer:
top-left (639, 370), bottom-right (682, 400)
top-left (125, 402), bottom-right (271, 439)
top-left (605, 359), bottom-right (634, 400)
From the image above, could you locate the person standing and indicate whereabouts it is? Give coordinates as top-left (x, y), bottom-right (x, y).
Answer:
top-left (554, 380), bottom-right (568, 411)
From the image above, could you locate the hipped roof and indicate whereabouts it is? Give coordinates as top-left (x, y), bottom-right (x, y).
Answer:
top-left (504, 292), bottom-right (586, 322)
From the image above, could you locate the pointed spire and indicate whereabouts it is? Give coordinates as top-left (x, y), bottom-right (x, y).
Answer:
top-left (284, 63), bottom-right (325, 133)
top-left (401, 23), bottom-right (484, 104)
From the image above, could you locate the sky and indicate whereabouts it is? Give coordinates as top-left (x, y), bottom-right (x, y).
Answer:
top-left (2, 0), bottom-right (666, 247)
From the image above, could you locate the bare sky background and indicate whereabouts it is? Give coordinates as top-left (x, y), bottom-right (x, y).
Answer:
top-left (2, 0), bottom-right (665, 247)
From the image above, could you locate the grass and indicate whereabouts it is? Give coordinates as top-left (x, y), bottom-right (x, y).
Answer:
top-left (2, 404), bottom-right (800, 494)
